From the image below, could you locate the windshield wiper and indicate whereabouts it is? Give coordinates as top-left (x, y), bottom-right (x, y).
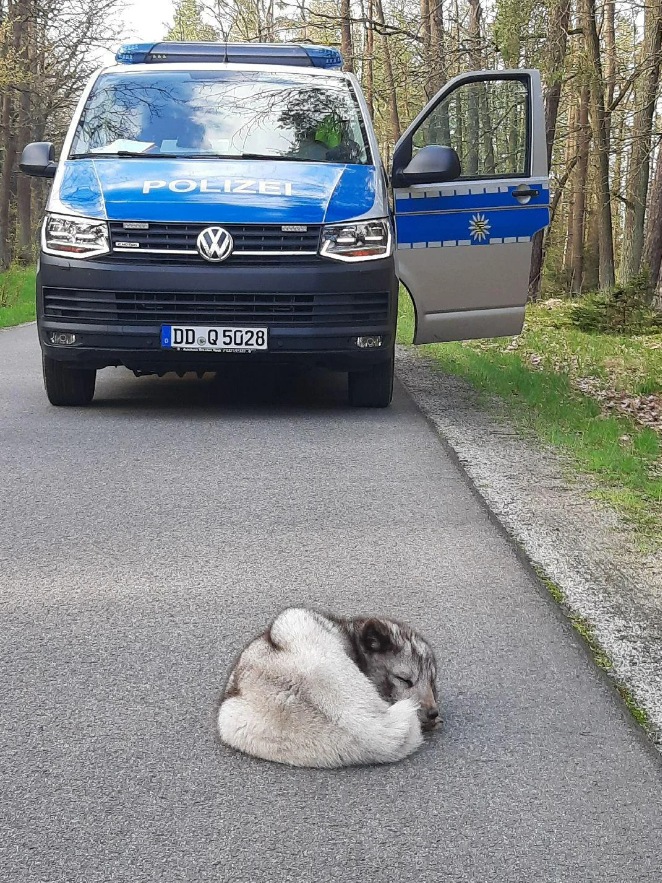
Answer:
top-left (118, 152), bottom-right (321, 161)
top-left (238, 153), bottom-right (322, 162)
top-left (69, 151), bottom-right (186, 159)
top-left (70, 151), bottom-right (328, 162)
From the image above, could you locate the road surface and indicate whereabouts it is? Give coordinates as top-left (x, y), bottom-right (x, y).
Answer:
top-left (1, 323), bottom-right (661, 882)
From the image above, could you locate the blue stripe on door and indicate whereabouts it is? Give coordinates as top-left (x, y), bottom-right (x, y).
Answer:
top-left (394, 186), bottom-right (550, 215)
top-left (395, 205), bottom-right (550, 247)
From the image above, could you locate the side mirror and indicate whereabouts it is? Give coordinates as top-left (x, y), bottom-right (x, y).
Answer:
top-left (19, 142), bottom-right (58, 178)
top-left (392, 145), bottom-right (461, 187)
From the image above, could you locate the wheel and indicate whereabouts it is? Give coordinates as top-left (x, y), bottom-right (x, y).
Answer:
top-left (42, 355), bottom-right (96, 406)
top-left (348, 354), bottom-right (394, 408)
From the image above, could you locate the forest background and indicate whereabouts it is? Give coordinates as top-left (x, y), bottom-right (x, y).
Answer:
top-left (1, 0), bottom-right (662, 304)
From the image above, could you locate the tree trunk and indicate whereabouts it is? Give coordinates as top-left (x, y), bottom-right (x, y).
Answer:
top-left (610, 104), bottom-right (626, 258)
top-left (643, 140), bottom-right (662, 290)
top-left (428, 0), bottom-right (450, 142)
top-left (581, 0), bottom-right (615, 289)
top-left (374, 0), bottom-right (400, 144)
top-left (340, 0), bottom-right (354, 73)
top-left (528, 0), bottom-right (571, 299)
top-left (364, 0), bottom-right (374, 118)
top-left (16, 0), bottom-right (33, 262)
top-left (421, 0), bottom-right (432, 98)
top-left (583, 177), bottom-right (601, 291)
top-left (466, 0), bottom-right (482, 66)
top-left (429, 0), bottom-right (446, 93)
top-left (464, 0), bottom-right (483, 175)
top-left (619, 0), bottom-right (662, 282)
top-left (16, 86), bottom-right (32, 262)
top-left (570, 86), bottom-right (591, 294)
top-left (0, 90), bottom-right (15, 268)
top-left (603, 0), bottom-right (616, 146)
top-left (563, 100), bottom-right (578, 274)
top-left (0, 0), bottom-right (20, 269)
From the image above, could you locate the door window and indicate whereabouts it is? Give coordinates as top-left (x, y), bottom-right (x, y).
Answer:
top-left (412, 78), bottom-right (529, 179)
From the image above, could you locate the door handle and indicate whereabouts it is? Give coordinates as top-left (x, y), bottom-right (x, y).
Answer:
top-left (512, 187), bottom-right (539, 201)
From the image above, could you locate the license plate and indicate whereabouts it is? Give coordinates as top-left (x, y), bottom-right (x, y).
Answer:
top-left (161, 325), bottom-right (268, 352)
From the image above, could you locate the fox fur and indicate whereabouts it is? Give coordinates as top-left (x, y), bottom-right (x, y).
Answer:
top-left (216, 607), bottom-right (439, 768)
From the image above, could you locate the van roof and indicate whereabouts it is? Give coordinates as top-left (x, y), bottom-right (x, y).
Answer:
top-left (114, 41), bottom-right (343, 70)
top-left (100, 61), bottom-right (349, 80)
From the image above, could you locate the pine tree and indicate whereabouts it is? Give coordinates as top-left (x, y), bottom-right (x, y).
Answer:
top-left (166, 0), bottom-right (219, 41)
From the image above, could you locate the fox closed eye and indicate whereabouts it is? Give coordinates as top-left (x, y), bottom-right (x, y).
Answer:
top-left (395, 676), bottom-right (414, 687)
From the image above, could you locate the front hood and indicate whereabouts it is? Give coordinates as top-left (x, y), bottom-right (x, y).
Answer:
top-left (50, 158), bottom-right (380, 225)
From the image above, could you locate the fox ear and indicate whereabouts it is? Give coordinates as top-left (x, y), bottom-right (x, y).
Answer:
top-left (362, 619), bottom-right (393, 653)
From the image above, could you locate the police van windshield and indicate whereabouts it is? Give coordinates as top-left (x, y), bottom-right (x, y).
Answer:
top-left (70, 70), bottom-right (371, 165)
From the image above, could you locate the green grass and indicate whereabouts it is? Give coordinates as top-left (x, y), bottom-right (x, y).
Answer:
top-left (532, 565), bottom-right (656, 738)
top-left (0, 267), bottom-right (36, 328)
top-left (397, 289), bottom-right (662, 545)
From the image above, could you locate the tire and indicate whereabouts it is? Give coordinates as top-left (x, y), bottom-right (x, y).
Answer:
top-left (42, 355), bottom-right (96, 407)
top-left (348, 353), bottom-right (394, 408)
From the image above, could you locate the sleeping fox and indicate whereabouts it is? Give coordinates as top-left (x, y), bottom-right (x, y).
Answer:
top-left (217, 608), bottom-right (439, 768)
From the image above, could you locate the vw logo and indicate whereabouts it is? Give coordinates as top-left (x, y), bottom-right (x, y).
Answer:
top-left (197, 226), bottom-right (233, 263)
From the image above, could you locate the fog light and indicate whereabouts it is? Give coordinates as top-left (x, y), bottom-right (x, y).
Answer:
top-left (355, 335), bottom-right (383, 349)
top-left (49, 332), bottom-right (77, 345)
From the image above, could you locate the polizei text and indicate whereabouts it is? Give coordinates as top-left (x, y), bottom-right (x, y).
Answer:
top-left (142, 179), bottom-right (293, 196)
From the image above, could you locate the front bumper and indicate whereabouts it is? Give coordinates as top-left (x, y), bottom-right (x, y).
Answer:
top-left (37, 253), bottom-right (398, 372)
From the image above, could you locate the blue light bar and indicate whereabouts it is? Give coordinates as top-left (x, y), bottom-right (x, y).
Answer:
top-left (302, 45), bottom-right (343, 69)
top-left (114, 42), bottom-right (343, 70)
top-left (115, 43), bottom-right (157, 64)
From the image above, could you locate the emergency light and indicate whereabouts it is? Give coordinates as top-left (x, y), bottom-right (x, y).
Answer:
top-left (115, 42), bottom-right (344, 70)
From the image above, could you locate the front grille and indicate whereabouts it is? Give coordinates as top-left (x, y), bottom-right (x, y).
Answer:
top-left (43, 288), bottom-right (391, 327)
top-left (108, 222), bottom-right (322, 265)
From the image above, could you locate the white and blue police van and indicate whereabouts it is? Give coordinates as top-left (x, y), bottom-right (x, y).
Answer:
top-left (20, 42), bottom-right (550, 407)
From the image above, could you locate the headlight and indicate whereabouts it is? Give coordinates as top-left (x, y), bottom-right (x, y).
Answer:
top-left (320, 219), bottom-right (392, 262)
top-left (42, 213), bottom-right (109, 258)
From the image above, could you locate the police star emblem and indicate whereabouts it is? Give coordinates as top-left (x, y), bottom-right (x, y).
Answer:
top-left (469, 213), bottom-right (491, 242)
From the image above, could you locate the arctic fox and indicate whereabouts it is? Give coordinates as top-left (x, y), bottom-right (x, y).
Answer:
top-left (216, 608), bottom-right (439, 768)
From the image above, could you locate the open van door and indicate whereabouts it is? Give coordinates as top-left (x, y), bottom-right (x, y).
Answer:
top-left (391, 70), bottom-right (549, 343)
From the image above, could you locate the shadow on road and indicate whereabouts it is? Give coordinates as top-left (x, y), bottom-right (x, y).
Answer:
top-left (93, 364), bottom-right (355, 414)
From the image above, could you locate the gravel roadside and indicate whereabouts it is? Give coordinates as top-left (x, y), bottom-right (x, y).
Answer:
top-left (396, 345), bottom-right (662, 748)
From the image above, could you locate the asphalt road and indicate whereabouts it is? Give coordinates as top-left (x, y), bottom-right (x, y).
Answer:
top-left (1, 322), bottom-right (661, 883)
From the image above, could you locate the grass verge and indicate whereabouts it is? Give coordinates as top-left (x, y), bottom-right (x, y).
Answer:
top-left (397, 290), bottom-right (662, 546)
top-left (532, 565), bottom-right (657, 741)
top-left (0, 267), bottom-right (36, 328)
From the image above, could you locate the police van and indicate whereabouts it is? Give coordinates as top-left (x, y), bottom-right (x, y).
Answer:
top-left (20, 42), bottom-right (549, 407)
